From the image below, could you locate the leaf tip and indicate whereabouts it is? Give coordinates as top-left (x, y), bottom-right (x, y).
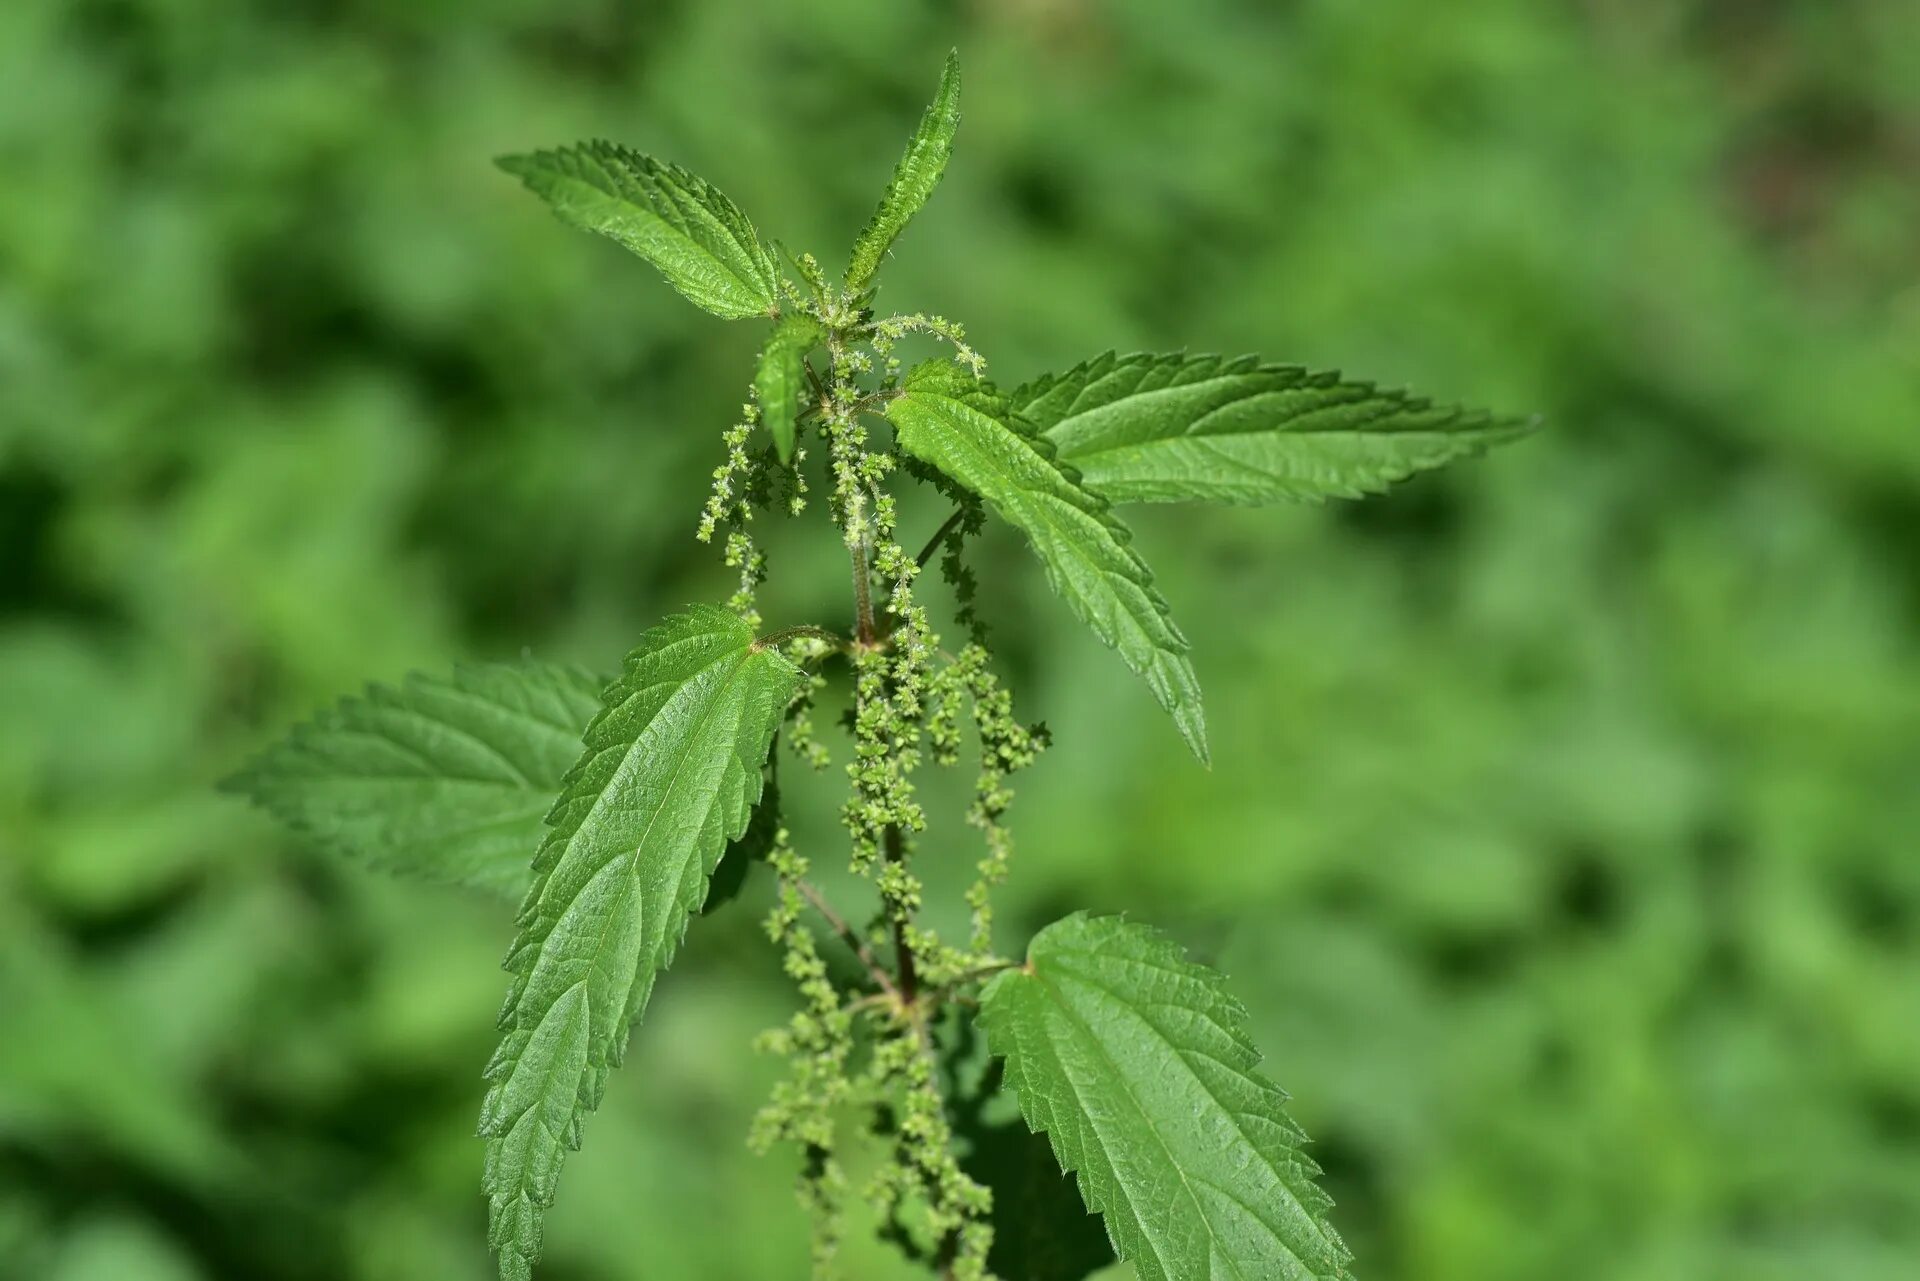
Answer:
top-left (1178, 705), bottom-right (1211, 767)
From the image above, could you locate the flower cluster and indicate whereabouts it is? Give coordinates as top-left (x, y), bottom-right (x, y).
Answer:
top-left (712, 290), bottom-right (1040, 1278)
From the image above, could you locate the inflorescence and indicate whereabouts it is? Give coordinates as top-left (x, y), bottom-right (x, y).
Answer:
top-left (704, 285), bottom-right (1043, 1279)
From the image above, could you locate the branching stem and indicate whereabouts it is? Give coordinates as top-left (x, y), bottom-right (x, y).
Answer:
top-left (796, 878), bottom-right (897, 998)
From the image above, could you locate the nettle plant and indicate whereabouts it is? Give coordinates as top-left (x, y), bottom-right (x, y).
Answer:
top-left (231, 52), bottom-right (1531, 1281)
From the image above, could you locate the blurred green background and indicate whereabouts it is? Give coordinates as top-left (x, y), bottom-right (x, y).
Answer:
top-left (3, 1), bottom-right (1917, 1278)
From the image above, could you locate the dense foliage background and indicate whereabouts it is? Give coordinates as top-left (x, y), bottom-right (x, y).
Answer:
top-left (3, 1), bottom-right (1917, 1278)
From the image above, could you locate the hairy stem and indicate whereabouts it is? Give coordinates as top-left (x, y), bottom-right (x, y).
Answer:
top-left (850, 538), bottom-right (876, 646)
top-left (756, 624), bottom-right (848, 652)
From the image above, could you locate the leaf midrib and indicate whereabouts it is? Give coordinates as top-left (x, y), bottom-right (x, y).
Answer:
top-left (556, 646), bottom-right (747, 990)
top-left (497, 645), bottom-right (752, 1149)
top-left (561, 150), bottom-right (767, 311)
top-left (1056, 378), bottom-right (1431, 470)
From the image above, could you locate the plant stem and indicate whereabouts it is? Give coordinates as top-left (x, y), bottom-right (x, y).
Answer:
top-left (885, 825), bottom-right (918, 1004)
top-left (796, 878), bottom-right (897, 998)
top-left (754, 624), bottom-right (847, 653)
top-left (929, 961), bottom-right (1017, 999)
top-left (913, 505), bottom-right (966, 570)
top-left (849, 538), bottom-right (876, 645)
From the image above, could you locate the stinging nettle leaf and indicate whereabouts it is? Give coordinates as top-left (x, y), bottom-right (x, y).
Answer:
top-left (844, 50), bottom-right (961, 293)
top-left (701, 777), bottom-right (779, 916)
top-left (223, 662), bottom-right (604, 898)
top-left (479, 606), bottom-right (802, 1281)
top-left (979, 914), bottom-right (1353, 1281)
top-left (1014, 351), bottom-right (1537, 506)
top-left (885, 360), bottom-right (1207, 762)
top-left (498, 142), bottom-right (781, 319)
top-left (939, 1012), bottom-right (1117, 1281)
top-left (755, 312), bottom-right (826, 463)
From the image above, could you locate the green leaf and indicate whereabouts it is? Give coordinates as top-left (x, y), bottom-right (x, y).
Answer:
top-left (479, 607), bottom-right (801, 1281)
top-left (979, 914), bottom-right (1353, 1281)
top-left (844, 50), bottom-right (961, 292)
top-left (701, 777), bottom-right (779, 916)
top-left (498, 143), bottom-right (780, 319)
top-left (939, 1011), bottom-right (1117, 1281)
top-left (224, 662), bottom-right (604, 897)
top-left (965, 1095), bottom-right (1118, 1281)
top-left (885, 360), bottom-right (1207, 762)
top-left (754, 313), bottom-right (825, 463)
top-left (1014, 352), bottom-right (1536, 506)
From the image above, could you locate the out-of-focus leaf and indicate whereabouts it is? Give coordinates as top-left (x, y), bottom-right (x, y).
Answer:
top-left (0, 899), bottom-right (238, 1189)
top-left (225, 662), bottom-right (603, 898)
top-left (46, 1215), bottom-right (202, 1281)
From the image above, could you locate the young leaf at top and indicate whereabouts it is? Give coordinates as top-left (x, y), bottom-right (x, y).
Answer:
top-left (498, 142), bottom-right (781, 319)
top-left (979, 914), bottom-right (1352, 1281)
top-left (223, 662), bottom-right (603, 898)
top-left (480, 606), bottom-right (801, 1281)
top-left (844, 50), bottom-right (961, 293)
top-left (885, 360), bottom-right (1207, 762)
top-left (755, 313), bottom-right (826, 463)
top-left (1013, 352), bottom-right (1536, 506)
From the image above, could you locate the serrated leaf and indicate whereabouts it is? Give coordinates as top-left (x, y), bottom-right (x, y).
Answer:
top-left (701, 777), bottom-right (779, 915)
top-left (979, 914), bottom-right (1353, 1281)
top-left (479, 606), bottom-right (801, 1281)
top-left (498, 143), bottom-right (780, 319)
top-left (939, 1011), bottom-right (1117, 1281)
top-left (844, 50), bottom-right (961, 292)
top-left (1014, 352), bottom-right (1535, 506)
top-left (755, 313), bottom-right (825, 463)
top-left (885, 360), bottom-right (1207, 762)
top-left (224, 662), bottom-right (603, 897)
top-left (967, 1103), bottom-right (1118, 1281)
